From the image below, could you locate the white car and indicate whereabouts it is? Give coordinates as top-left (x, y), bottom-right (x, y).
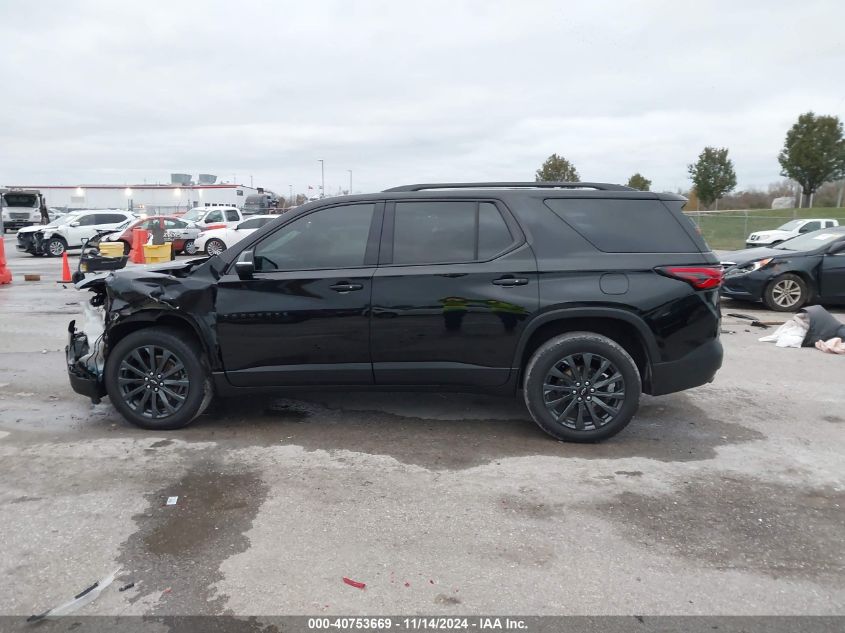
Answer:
top-left (195, 215), bottom-right (277, 256)
top-left (180, 206), bottom-right (245, 230)
top-left (746, 218), bottom-right (839, 247)
top-left (16, 209), bottom-right (136, 256)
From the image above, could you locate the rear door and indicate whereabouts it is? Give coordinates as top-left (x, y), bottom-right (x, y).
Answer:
top-left (215, 201), bottom-right (383, 386)
top-left (819, 237), bottom-right (845, 303)
top-left (370, 199), bottom-right (538, 387)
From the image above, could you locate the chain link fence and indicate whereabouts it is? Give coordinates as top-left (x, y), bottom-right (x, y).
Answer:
top-left (685, 210), bottom-right (845, 251)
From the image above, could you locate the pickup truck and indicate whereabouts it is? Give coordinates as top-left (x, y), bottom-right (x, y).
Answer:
top-left (746, 218), bottom-right (840, 247)
top-left (179, 206), bottom-right (245, 230)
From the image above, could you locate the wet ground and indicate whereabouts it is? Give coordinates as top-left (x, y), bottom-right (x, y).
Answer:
top-left (0, 237), bottom-right (843, 617)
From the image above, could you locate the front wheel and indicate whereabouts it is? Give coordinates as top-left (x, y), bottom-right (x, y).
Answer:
top-left (763, 273), bottom-right (808, 311)
top-left (182, 239), bottom-right (198, 255)
top-left (523, 332), bottom-right (641, 442)
top-left (45, 237), bottom-right (67, 257)
top-left (205, 238), bottom-right (226, 256)
top-left (104, 327), bottom-right (212, 430)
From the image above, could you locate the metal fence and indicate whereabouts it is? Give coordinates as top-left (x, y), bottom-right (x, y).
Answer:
top-left (686, 211), bottom-right (845, 252)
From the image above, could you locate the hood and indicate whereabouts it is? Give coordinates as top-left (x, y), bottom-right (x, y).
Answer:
top-left (749, 229), bottom-right (789, 239)
top-left (720, 246), bottom-right (787, 268)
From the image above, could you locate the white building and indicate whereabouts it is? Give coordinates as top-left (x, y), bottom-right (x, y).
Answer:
top-left (3, 183), bottom-right (262, 214)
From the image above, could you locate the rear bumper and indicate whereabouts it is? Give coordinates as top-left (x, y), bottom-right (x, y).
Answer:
top-left (647, 338), bottom-right (723, 396)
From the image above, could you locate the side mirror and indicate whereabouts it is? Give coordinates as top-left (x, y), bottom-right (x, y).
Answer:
top-left (827, 241), bottom-right (845, 255)
top-left (235, 250), bottom-right (255, 279)
top-left (70, 221), bottom-right (80, 227)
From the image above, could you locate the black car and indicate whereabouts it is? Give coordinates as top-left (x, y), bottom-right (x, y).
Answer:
top-left (721, 227), bottom-right (845, 311)
top-left (67, 182), bottom-right (724, 442)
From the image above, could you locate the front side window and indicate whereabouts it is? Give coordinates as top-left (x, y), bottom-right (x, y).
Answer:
top-left (254, 203), bottom-right (375, 272)
top-left (392, 200), bottom-right (513, 265)
top-left (77, 214), bottom-right (98, 226)
top-left (801, 221), bottom-right (821, 233)
top-left (205, 210), bottom-right (223, 223)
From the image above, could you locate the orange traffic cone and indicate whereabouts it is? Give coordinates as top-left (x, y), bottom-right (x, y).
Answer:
top-left (58, 252), bottom-right (72, 283)
top-left (0, 239), bottom-right (12, 285)
top-left (129, 228), bottom-right (147, 264)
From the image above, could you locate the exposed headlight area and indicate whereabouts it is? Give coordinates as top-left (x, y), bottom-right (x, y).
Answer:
top-left (728, 257), bottom-right (773, 275)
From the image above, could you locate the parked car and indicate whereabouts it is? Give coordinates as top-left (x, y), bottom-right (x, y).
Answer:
top-left (179, 206), bottom-right (245, 229)
top-left (194, 215), bottom-right (277, 256)
top-left (95, 215), bottom-right (202, 255)
top-left (745, 218), bottom-right (839, 248)
top-left (17, 210), bottom-right (136, 256)
top-left (721, 227), bottom-right (845, 311)
top-left (68, 182), bottom-right (723, 442)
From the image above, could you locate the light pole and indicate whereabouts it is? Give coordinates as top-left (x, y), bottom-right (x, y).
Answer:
top-left (289, 184), bottom-right (293, 208)
top-left (347, 169), bottom-right (352, 194)
top-left (318, 159), bottom-right (325, 198)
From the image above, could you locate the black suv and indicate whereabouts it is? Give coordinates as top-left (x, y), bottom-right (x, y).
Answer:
top-left (67, 182), bottom-right (723, 442)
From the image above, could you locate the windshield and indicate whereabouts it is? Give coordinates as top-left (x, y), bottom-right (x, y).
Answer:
top-left (3, 193), bottom-right (39, 208)
top-left (181, 209), bottom-right (204, 222)
top-left (776, 220), bottom-right (803, 231)
top-left (775, 230), bottom-right (845, 251)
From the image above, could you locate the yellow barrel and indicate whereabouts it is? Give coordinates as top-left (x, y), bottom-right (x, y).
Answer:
top-left (98, 242), bottom-right (125, 258)
top-left (142, 243), bottom-right (173, 263)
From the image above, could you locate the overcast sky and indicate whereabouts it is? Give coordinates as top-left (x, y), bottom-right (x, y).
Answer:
top-left (1, 0), bottom-right (843, 196)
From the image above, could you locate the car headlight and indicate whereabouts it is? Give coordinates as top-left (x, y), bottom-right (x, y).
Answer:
top-left (734, 257), bottom-right (773, 274)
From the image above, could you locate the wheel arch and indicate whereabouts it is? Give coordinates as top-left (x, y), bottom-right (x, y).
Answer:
top-left (514, 308), bottom-right (656, 391)
top-left (106, 310), bottom-right (216, 369)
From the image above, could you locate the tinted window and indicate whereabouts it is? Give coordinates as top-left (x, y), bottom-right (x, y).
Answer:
top-left (225, 210), bottom-right (240, 221)
top-left (543, 199), bottom-right (699, 253)
top-left (205, 210), bottom-right (223, 223)
top-left (801, 221), bottom-right (821, 232)
top-left (254, 204), bottom-right (374, 272)
top-left (76, 214), bottom-right (99, 226)
top-left (97, 213), bottom-right (128, 224)
top-left (393, 201), bottom-right (475, 264)
top-left (478, 202), bottom-right (513, 259)
top-left (165, 219), bottom-right (186, 229)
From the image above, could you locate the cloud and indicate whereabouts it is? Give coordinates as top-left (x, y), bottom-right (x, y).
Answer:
top-left (1, 0), bottom-right (843, 195)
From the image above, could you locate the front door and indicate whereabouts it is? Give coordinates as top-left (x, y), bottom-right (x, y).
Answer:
top-left (371, 199), bottom-right (539, 387)
top-left (819, 239), bottom-right (845, 303)
top-left (215, 202), bottom-right (382, 387)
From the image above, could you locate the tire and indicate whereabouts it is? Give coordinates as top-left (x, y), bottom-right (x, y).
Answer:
top-left (763, 273), bottom-right (808, 312)
top-left (523, 332), bottom-right (642, 442)
top-left (205, 238), bottom-right (226, 256)
top-left (120, 240), bottom-right (131, 256)
top-left (104, 327), bottom-right (212, 430)
top-left (182, 239), bottom-right (198, 255)
top-left (45, 236), bottom-right (67, 257)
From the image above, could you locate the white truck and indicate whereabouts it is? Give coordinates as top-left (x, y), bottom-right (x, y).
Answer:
top-left (745, 218), bottom-right (839, 247)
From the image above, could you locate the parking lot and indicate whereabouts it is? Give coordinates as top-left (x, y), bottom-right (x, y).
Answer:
top-left (0, 237), bottom-right (843, 617)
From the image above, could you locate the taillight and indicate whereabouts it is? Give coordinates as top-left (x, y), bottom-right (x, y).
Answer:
top-left (656, 266), bottom-right (723, 290)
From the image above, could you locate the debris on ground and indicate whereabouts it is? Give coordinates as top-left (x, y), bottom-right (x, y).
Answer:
top-left (760, 306), bottom-right (845, 354)
top-left (118, 582), bottom-right (135, 592)
top-left (720, 329), bottom-right (735, 334)
top-left (24, 274), bottom-right (40, 282)
top-left (27, 568), bottom-right (119, 622)
top-left (726, 313), bottom-right (772, 329)
top-left (166, 496), bottom-right (178, 506)
top-left (342, 577), bottom-right (366, 590)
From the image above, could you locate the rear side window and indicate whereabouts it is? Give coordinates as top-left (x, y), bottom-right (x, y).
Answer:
top-left (392, 201), bottom-right (514, 265)
top-left (225, 210), bottom-right (240, 221)
top-left (543, 199), bottom-right (699, 253)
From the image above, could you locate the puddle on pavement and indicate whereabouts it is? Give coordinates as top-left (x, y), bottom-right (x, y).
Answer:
top-left (591, 473), bottom-right (845, 580)
top-left (116, 460), bottom-right (269, 615)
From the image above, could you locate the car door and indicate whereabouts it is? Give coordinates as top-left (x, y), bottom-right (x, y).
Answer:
top-left (215, 201), bottom-right (383, 387)
top-left (64, 212), bottom-right (100, 246)
top-left (370, 199), bottom-right (539, 387)
top-left (819, 237), bottom-right (845, 303)
top-left (224, 208), bottom-right (241, 228)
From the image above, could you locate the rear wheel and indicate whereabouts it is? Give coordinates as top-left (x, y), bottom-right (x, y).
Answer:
top-left (523, 332), bottom-right (641, 442)
top-left (205, 238), bottom-right (226, 256)
top-left (45, 237), bottom-right (67, 257)
top-left (104, 327), bottom-right (212, 430)
top-left (120, 240), bottom-right (131, 255)
top-left (182, 239), bottom-right (198, 255)
top-left (763, 273), bottom-right (808, 311)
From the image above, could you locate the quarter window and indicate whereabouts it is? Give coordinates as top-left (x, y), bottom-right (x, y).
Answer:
top-left (392, 201), bottom-right (513, 265)
top-left (254, 204), bottom-right (375, 272)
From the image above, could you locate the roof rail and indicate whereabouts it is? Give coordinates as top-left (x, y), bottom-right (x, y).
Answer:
top-left (383, 181), bottom-right (635, 193)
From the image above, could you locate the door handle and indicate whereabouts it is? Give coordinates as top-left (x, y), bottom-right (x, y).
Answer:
top-left (330, 282), bottom-right (364, 292)
top-left (492, 277), bottom-right (529, 287)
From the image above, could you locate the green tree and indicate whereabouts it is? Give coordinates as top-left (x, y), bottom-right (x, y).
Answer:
top-left (535, 153), bottom-right (579, 182)
top-left (778, 112), bottom-right (845, 207)
top-left (626, 173), bottom-right (651, 191)
top-left (687, 147), bottom-right (737, 209)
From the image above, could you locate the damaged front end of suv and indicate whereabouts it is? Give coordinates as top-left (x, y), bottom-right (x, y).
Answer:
top-left (66, 257), bottom-right (223, 405)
